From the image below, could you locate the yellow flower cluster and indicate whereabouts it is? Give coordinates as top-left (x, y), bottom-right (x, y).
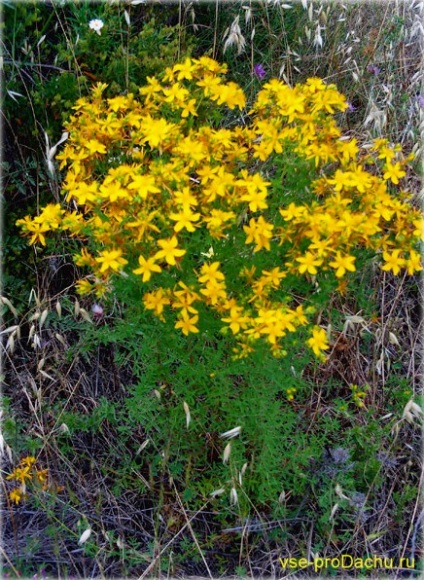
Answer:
top-left (6, 456), bottom-right (49, 504)
top-left (350, 384), bottom-right (369, 408)
top-left (17, 57), bottom-right (422, 359)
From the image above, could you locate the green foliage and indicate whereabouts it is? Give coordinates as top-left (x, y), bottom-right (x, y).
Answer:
top-left (69, 307), bottom-right (313, 510)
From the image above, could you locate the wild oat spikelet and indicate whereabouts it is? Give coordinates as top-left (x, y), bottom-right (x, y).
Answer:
top-left (183, 401), bottom-right (191, 428)
top-left (223, 16), bottom-right (246, 55)
top-left (223, 442), bottom-right (231, 464)
top-left (220, 426), bottom-right (241, 439)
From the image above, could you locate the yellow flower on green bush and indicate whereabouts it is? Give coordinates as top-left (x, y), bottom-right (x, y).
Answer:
top-left (307, 327), bottom-right (330, 358)
top-left (95, 249), bottom-right (128, 274)
top-left (16, 56), bottom-right (421, 358)
top-left (6, 456), bottom-right (53, 505)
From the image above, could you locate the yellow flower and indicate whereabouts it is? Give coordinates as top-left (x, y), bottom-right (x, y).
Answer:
top-left (173, 187), bottom-right (198, 209)
top-left (296, 252), bottom-right (323, 275)
top-left (169, 207), bottom-right (201, 233)
top-left (209, 82), bottom-right (246, 110)
top-left (198, 262), bottom-right (225, 285)
top-left (405, 250), bottom-right (422, 275)
top-left (133, 255), bottom-right (162, 282)
top-left (143, 288), bottom-right (170, 316)
top-left (221, 307), bottom-right (250, 334)
top-left (180, 98), bottom-right (197, 118)
top-left (127, 173), bottom-right (161, 198)
top-left (260, 267), bottom-right (286, 288)
top-left (9, 488), bottom-right (25, 505)
top-left (203, 209), bottom-right (235, 238)
top-left (383, 162), bottom-right (406, 185)
top-left (99, 182), bottom-right (130, 202)
top-left (38, 204), bottom-right (64, 230)
top-left (95, 249), bottom-right (128, 274)
top-left (35, 469), bottom-right (49, 484)
top-left (175, 311), bottom-right (199, 335)
top-left (200, 280), bottom-right (227, 305)
top-left (293, 305), bottom-right (308, 326)
top-left (139, 116), bottom-right (176, 148)
top-left (7, 466), bottom-right (32, 484)
top-left (154, 236), bottom-right (186, 266)
top-left (74, 248), bottom-right (96, 268)
top-left (307, 327), bottom-right (330, 357)
top-left (243, 216), bottom-right (274, 252)
top-left (196, 73), bottom-right (222, 97)
top-left (19, 456), bottom-right (36, 468)
top-left (85, 140), bottom-right (107, 155)
top-left (172, 282), bottom-right (199, 315)
top-left (279, 203), bottom-right (307, 222)
top-left (107, 95), bottom-right (133, 112)
top-left (173, 58), bottom-right (197, 80)
top-left (329, 253), bottom-right (356, 278)
top-left (163, 83), bottom-right (189, 103)
top-left (237, 171), bottom-right (270, 212)
top-left (75, 279), bottom-right (94, 295)
top-left (381, 249), bottom-right (405, 275)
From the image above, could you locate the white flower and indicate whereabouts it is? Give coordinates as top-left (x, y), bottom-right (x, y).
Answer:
top-left (89, 19), bottom-right (104, 36)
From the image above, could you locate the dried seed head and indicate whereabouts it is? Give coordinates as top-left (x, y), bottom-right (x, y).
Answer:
top-left (0, 296), bottom-right (18, 317)
top-left (6, 334), bottom-right (15, 353)
top-left (39, 370), bottom-right (55, 381)
top-left (183, 401), bottom-right (191, 429)
top-left (39, 308), bottom-right (49, 329)
top-left (223, 16), bottom-right (246, 55)
top-left (28, 324), bottom-right (36, 342)
top-left (220, 426), bottom-right (241, 439)
top-left (242, 5), bottom-right (252, 25)
top-left (136, 439), bottom-right (150, 454)
top-left (79, 308), bottom-right (93, 323)
top-left (78, 528), bottom-right (92, 545)
top-left (230, 487), bottom-right (238, 505)
top-left (0, 325), bottom-right (19, 336)
top-left (223, 442), bottom-right (231, 464)
top-left (55, 333), bottom-right (66, 347)
top-left (335, 484), bottom-right (349, 500)
top-left (210, 488), bottom-right (225, 498)
top-left (330, 503), bottom-right (339, 521)
top-left (402, 399), bottom-right (422, 424)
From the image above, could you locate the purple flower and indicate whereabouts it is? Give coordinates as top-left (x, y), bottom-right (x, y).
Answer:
top-left (346, 102), bottom-right (356, 113)
top-left (417, 94), bottom-right (424, 108)
top-left (367, 64), bottom-right (381, 76)
top-left (91, 303), bottom-right (104, 319)
top-left (253, 64), bottom-right (266, 80)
